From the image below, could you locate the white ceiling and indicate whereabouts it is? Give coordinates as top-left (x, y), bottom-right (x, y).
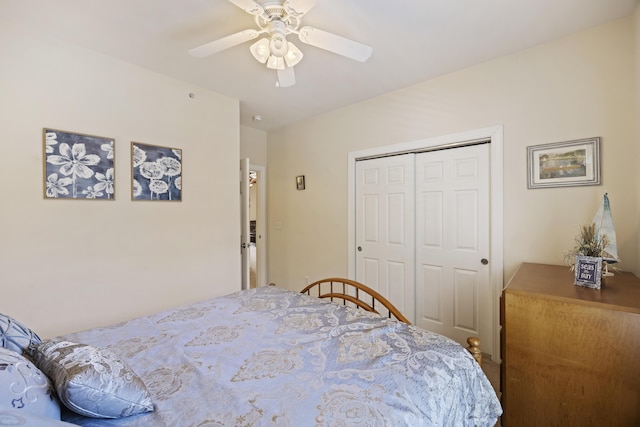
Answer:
top-left (2, 0), bottom-right (638, 131)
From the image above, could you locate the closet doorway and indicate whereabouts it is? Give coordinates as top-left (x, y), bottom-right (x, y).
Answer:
top-left (348, 126), bottom-right (504, 360)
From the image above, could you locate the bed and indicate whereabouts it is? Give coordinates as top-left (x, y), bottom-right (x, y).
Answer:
top-left (1, 279), bottom-right (502, 426)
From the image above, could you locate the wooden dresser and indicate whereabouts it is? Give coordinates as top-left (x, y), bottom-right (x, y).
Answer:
top-left (501, 262), bottom-right (640, 426)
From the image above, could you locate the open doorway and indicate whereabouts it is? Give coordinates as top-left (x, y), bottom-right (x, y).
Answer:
top-left (249, 170), bottom-right (257, 288)
top-left (249, 166), bottom-right (267, 288)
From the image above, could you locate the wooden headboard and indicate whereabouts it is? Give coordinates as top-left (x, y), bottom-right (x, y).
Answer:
top-left (301, 277), bottom-right (411, 324)
top-left (300, 277), bottom-right (483, 365)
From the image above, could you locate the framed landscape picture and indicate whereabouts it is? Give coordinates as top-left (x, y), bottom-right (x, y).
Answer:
top-left (131, 142), bottom-right (182, 201)
top-left (43, 128), bottom-right (115, 200)
top-left (527, 137), bottom-right (600, 189)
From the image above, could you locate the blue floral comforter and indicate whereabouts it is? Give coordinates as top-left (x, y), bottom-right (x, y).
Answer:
top-left (59, 286), bottom-right (502, 426)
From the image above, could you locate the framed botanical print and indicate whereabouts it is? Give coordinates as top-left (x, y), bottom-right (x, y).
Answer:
top-left (43, 128), bottom-right (115, 200)
top-left (131, 142), bottom-right (182, 201)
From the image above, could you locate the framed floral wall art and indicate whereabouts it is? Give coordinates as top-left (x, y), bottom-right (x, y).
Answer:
top-left (43, 128), bottom-right (115, 200)
top-left (131, 142), bottom-right (182, 201)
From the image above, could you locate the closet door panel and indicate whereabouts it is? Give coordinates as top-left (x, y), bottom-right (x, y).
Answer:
top-left (415, 144), bottom-right (490, 345)
top-left (355, 155), bottom-right (415, 321)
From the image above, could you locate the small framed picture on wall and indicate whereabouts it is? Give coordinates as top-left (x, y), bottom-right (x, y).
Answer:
top-left (527, 137), bottom-right (600, 189)
top-left (296, 175), bottom-right (305, 190)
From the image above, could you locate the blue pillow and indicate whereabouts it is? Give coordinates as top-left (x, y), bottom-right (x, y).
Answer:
top-left (0, 347), bottom-right (61, 420)
top-left (0, 313), bottom-right (42, 354)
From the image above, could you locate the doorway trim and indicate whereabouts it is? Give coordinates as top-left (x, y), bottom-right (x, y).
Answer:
top-left (347, 125), bottom-right (504, 361)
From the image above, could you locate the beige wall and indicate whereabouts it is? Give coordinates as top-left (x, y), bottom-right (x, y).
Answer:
top-left (267, 17), bottom-right (639, 290)
top-left (240, 125), bottom-right (268, 167)
top-left (0, 19), bottom-right (241, 338)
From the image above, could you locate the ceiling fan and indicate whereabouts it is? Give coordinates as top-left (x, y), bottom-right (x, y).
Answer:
top-left (188, 0), bottom-right (373, 87)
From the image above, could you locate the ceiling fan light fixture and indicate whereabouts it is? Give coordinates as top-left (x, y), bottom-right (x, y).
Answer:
top-left (284, 41), bottom-right (303, 67)
top-left (250, 38), bottom-right (270, 63)
top-left (268, 33), bottom-right (289, 57)
top-left (266, 55), bottom-right (285, 70)
top-left (189, 0), bottom-right (373, 89)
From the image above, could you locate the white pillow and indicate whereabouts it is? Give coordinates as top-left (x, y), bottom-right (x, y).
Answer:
top-left (31, 341), bottom-right (153, 419)
top-left (0, 409), bottom-right (75, 426)
top-left (0, 347), bottom-right (60, 420)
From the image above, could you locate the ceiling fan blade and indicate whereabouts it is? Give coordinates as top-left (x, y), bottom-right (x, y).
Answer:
top-left (277, 67), bottom-right (296, 87)
top-left (189, 29), bottom-right (260, 58)
top-left (283, 0), bottom-right (321, 17)
top-left (297, 26), bottom-right (372, 62)
top-left (227, 0), bottom-right (265, 16)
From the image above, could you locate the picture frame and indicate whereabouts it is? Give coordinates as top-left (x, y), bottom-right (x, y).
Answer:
top-left (574, 255), bottom-right (603, 289)
top-left (296, 175), bottom-right (305, 190)
top-left (43, 128), bottom-right (115, 200)
top-left (527, 137), bottom-right (600, 189)
top-left (131, 142), bottom-right (182, 201)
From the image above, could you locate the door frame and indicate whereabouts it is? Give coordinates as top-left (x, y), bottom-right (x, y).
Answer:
top-left (347, 125), bottom-right (504, 361)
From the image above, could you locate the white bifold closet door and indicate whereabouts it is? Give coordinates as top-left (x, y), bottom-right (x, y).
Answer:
top-left (355, 143), bottom-right (491, 350)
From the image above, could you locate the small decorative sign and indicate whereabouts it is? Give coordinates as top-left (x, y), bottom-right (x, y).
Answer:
top-left (574, 255), bottom-right (602, 289)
